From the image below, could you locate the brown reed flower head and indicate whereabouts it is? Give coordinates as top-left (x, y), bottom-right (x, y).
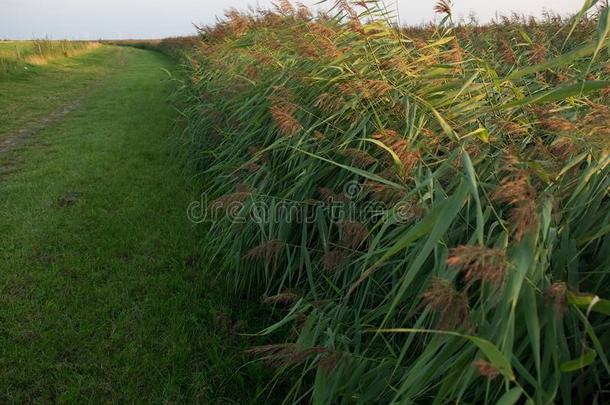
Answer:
top-left (270, 85), bottom-right (297, 102)
top-left (540, 116), bottom-right (576, 133)
top-left (434, 0), bottom-right (452, 17)
top-left (338, 0), bottom-right (363, 32)
top-left (245, 343), bottom-right (325, 367)
top-left (550, 137), bottom-right (576, 160)
top-left (245, 239), bottom-right (286, 263)
top-left (392, 140), bottom-right (421, 175)
top-left (339, 219), bottom-right (369, 249)
top-left (498, 120), bottom-right (528, 137)
top-left (529, 43), bottom-right (547, 64)
top-left (373, 130), bottom-right (420, 174)
top-left (422, 277), bottom-right (470, 330)
top-left (250, 50), bottom-right (274, 66)
top-left (493, 173), bottom-right (535, 206)
top-left (473, 360), bottom-right (500, 380)
top-left (395, 200), bottom-right (426, 222)
top-left (246, 343), bottom-right (344, 372)
top-left (364, 79), bottom-right (393, 97)
top-left (508, 199), bottom-right (538, 241)
top-left (382, 56), bottom-right (412, 75)
top-left (210, 184), bottom-right (252, 210)
top-left (343, 148), bottom-right (377, 168)
top-left (225, 9), bottom-right (252, 36)
top-left (270, 100), bottom-right (302, 136)
top-left (420, 127), bottom-right (442, 144)
top-left (322, 249), bottom-right (348, 271)
top-left (544, 282), bottom-right (568, 314)
top-left (347, 15), bottom-right (364, 34)
top-left (339, 79), bottom-right (391, 99)
top-left (298, 41), bottom-right (319, 58)
top-left (314, 92), bottom-right (344, 113)
top-left (582, 102), bottom-right (610, 133)
top-left (297, 3), bottom-right (312, 20)
top-left (498, 38), bottom-right (517, 65)
top-left (363, 180), bottom-right (403, 204)
top-left (306, 22), bottom-right (341, 59)
top-left (273, 0), bottom-right (295, 15)
top-left (372, 129), bottom-right (400, 140)
top-left (493, 159), bottom-right (539, 240)
top-left (338, 82), bottom-right (356, 96)
top-left (444, 38), bottom-right (463, 64)
top-left (308, 20), bottom-right (336, 37)
top-left (264, 289), bottom-right (301, 306)
top-left (447, 245), bottom-right (508, 286)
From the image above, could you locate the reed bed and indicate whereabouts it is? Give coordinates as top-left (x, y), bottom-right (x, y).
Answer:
top-left (177, 0), bottom-right (610, 402)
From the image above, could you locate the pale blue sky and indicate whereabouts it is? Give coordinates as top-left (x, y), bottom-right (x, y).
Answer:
top-left (0, 0), bottom-right (584, 40)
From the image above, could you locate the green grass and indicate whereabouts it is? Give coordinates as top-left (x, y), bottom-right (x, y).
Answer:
top-left (0, 41), bottom-right (44, 58)
top-left (0, 40), bottom-right (98, 78)
top-left (0, 46), bottom-right (272, 403)
top-left (0, 46), bottom-right (116, 138)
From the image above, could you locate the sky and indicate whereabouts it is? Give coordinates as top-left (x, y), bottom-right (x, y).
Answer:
top-left (0, 0), bottom-right (585, 40)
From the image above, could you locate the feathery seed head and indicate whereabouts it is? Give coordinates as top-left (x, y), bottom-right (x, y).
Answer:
top-left (264, 289), bottom-right (301, 305)
top-left (339, 219), bottom-right (369, 249)
top-left (322, 249), bottom-right (348, 271)
top-left (246, 239), bottom-right (286, 263)
top-left (434, 0), bottom-right (453, 17)
top-left (473, 360), bottom-right (500, 380)
top-left (343, 148), bottom-right (377, 168)
top-left (422, 277), bottom-right (470, 330)
top-left (447, 245), bottom-right (508, 286)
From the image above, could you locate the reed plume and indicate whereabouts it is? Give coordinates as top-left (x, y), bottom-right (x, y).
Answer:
top-left (447, 245), bottom-right (507, 286)
top-left (422, 277), bottom-right (470, 330)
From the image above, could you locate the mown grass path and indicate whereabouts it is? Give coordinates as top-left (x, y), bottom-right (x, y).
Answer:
top-left (0, 46), bottom-right (269, 403)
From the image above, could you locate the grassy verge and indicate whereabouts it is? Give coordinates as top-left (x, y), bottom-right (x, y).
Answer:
top-left (0, 46), bottom-right (271, 403)
top-left (0, 46), bottom-right (117, 139)
top-left (0, 40), bottom-right (99, 77)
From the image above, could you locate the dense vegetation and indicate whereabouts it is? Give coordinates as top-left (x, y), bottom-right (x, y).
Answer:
top-left (107, 37), bottom-right (199, 60)
top-left (167, 0), bottom-right (610, 403)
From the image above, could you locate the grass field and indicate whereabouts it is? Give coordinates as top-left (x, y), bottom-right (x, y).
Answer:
top-left (0, 40), bottom-right (100, 77)
top-left (0, 45), bottom-right (273, 403)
